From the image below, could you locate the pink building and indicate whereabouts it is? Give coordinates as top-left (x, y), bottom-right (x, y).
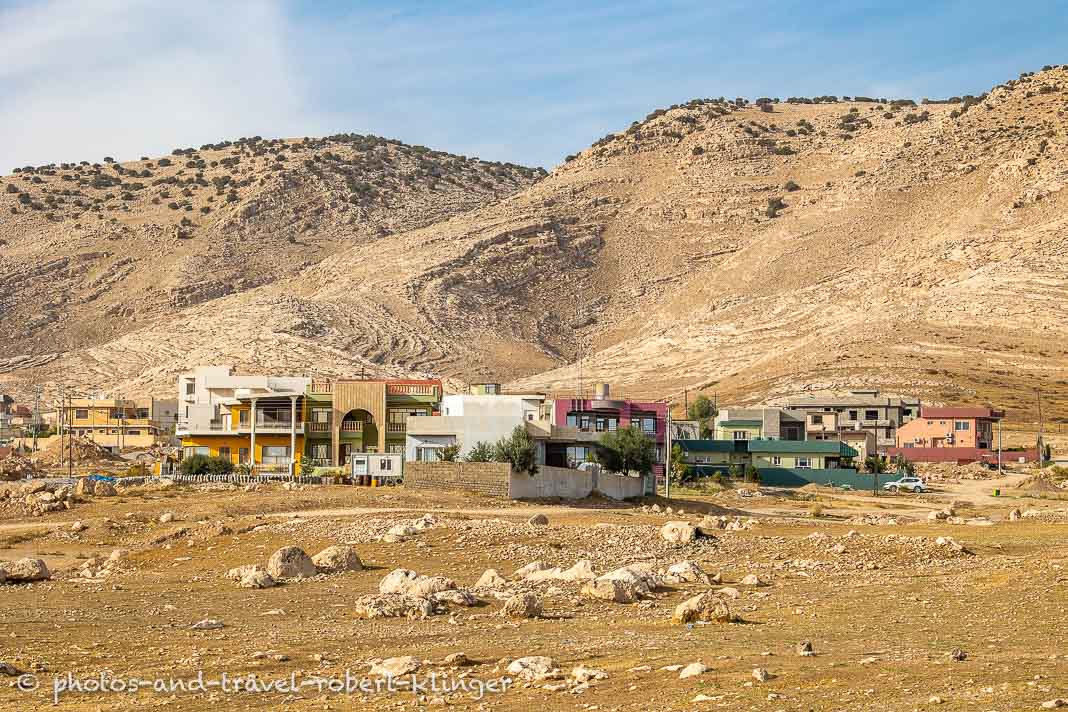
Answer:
top-left (541, 384), bottom-right (667, 476)
top-left (894, 406), bottom-right (1003, 450)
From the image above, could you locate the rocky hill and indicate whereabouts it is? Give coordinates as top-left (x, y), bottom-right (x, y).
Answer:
top-left (2, 66), bottom-right (1066, 423)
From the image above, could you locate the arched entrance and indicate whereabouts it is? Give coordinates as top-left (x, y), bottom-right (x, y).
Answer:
top-left (338, 408), bottom-right (377, 465)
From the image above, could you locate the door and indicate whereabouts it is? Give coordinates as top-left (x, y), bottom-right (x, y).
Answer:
top-left (340, 443), bottom-right (351, 465)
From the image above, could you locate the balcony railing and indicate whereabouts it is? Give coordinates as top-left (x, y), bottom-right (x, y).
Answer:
top-left (308, 422), bottom-right (330, 432)
top-left (340, 420), bottom-right (363, 432)
top-left (386, 423), bottom-right (406, 434)
top-left (310, 380), bottom-right (334, 394)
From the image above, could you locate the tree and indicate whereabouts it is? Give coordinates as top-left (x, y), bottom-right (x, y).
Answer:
top-left (728, 464), bottom-right (744, 480)
top-left (465, 441), bottom-right (494, 462)
top-left (686, 394), bottom-right (717, 438)
top-left (743, 464), bottom-right (760, 483)
top-left (864, 454), bottom-right (888, 474)
top-left (594, 426), bottom-right (656, 476)
top-left (669, 444), bottom-right (692, 486)
top-left (493, 425), bottom-right (538, 475)
top-left (892, 454), bottom-right (915, 476)
top-left (439, 442), bottom-right (461, 462)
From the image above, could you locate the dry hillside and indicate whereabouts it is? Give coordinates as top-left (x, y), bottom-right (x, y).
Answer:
top-left (1, 66), bottom-right (1067, 423)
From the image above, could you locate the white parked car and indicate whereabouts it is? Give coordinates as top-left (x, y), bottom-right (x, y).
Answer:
top-left (883, 476), bottom-right (926, 493)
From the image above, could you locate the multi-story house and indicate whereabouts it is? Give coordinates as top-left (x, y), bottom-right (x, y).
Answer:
top-left (784, 390), bottom-right (920, 451)
top-left (59, 396), bottom-right (179, 451)
top-left (303, 377), bottom-right (443, 467)
top-left (405, 384), bottom-right (542, 462)
top-left (894, 406), bottom-right (1003, 449)
top-left (533, 384), bottom-right (667, 476)
top-left (177, 366), bottom-right (310, 470)
top-left (713, 407), bottom-right (806, 442)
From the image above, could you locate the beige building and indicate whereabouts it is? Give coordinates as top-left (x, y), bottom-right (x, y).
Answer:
top-left (59, 397), bottom-right (178, 451)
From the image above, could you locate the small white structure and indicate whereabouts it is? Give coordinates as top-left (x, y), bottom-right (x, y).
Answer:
top-left (405, 390), bottom-right (543, 462)
top-left (350, 452), bottom-right (402, 483)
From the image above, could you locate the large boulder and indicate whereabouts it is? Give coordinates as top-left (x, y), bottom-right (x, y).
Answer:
top-left (312, 545), bottom-right (363, 574)
top-left (370, 656), bottom-right (421, 677)
top-left (506, 656), bottom-right (560, 682)
top-left (500, 592), bottom-right (542, 618)
top-left (672, 591), bottom-right (734, 624)
top-left (0, 558), bottom-right (50, 582)
top-left (94, 481), bottom-right (118, 497)
top-left (474, 569), bottom-right (508, 588)
top-left (379, 569), bottom-right (421, 594)
top-left (239, 569), bottom-right (276, 589)
top-left (74, 478), bottom-right (96, 496)
top-left (354, 593), bottom-right (435, 619)
top-left (557, 560), bottom-right (596, 582)
top-left (662, 560), bottom-right (711, 585)
top-left (266, 546), bottom-right (317, 579)
top-left (406, 576), bottom-right (458, 597)
top-left (582, 565), bottom-right (657, 603)
top-left (660, 521), bottom-right (697, 543)
top-left (528, 514), bottom-right (549, 526)
top-left (512, 561), bottom-right (552, 580)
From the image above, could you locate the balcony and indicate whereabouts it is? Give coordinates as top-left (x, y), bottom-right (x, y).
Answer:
top-left (387, 422), bottom-right (406, 434)
top-left (308, 421), bottom-right (331, 433)
top-left (310, 380), bottom-right (334, 395)
top-left (238, 420), bottom-right (304, 433)
top-left (340, 420), bottom-right (363, 433)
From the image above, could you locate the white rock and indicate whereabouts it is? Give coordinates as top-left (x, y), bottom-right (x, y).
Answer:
top-left (678, 662), bottom-right (707, 679)
top-left (312, 545), bottom-right (363, 574)
top-left (660, 521), bottom-right (697, 543)
top-left (370, 656), bottom-right (420, 677)
top-left (500, 591), bottom-right (542, 618)
top-left (474, 569), bottom-right (507, 588)
top-left (507, 656), bottom-right (560, 682)
top-left (190, 619), bottom-right (224, 630)
top-left (266, 546), bottom-right (317, 579)
top-left (528, 513), bottom-right (549, 526)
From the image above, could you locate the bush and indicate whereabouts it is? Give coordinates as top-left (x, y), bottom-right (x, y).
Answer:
top-left (465, 441), bottom-right (494, 462)
top-left (766, 196), bottom-right (785, 218)
top-left (493, 425), bottom-right (538, 475)
top-left (439, 443), bottom-right (461, 462)
top-left (181, 455), bottom-right (233, 475)
top-left (784, 180), bottom-right (800, 191)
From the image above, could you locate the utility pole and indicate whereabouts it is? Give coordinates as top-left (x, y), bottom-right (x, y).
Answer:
top-left (67, 392), bottom-right (74, 479)
top-left (31, 385), bottom-right (41, 453)
top-left (997, 417), bottom-right (1002, 476)
top-left (664, 404), bottom-right (672, 500)
top-left (1037, 389), bottom-right (1046, 466)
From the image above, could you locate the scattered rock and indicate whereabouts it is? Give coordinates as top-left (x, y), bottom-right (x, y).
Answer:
top-left (0, 557), bottom-right (51, 582)
top-left (673, 591), bottom-right (734, 624)
top-left (239, 568), bottom-right (276, 589)
top-left (474, 569), bottom-right (508, 588)
top-left (752, 667), bottom-right (771, 682)
top-left (660, 521), bottom-right (697, 543)
top-left (796, 641), bottom-right (815, 657)
top-left (678, 662), bottom-right (707, 679)
top-left (354, 593), bottom-right (435, 619)
top-left (370, 656), bottom-right (421, 677)
top-left (739, 574), bottom-right (767, 586)
top-left (190, 619), bottom-right (224, 630)
top-left (442, 652), bottom-right (473, 667)
top-left (949, 648), bottom-right (967, 662)
top-left (311, 545), bottom-right (363, 574)
top-left (266, 546), bottom-right (317, 579)
top-left (159, 512), bottom-right (176, 524)
top-left (500, 591), bottom-right (542, 618)
top-left (528, 513), bottom-right (549, 526)
top-left (507, 656), bottom-right (560, 682)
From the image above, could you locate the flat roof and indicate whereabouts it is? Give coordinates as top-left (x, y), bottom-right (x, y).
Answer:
top-left (746, 439), bottom-right (858, 457)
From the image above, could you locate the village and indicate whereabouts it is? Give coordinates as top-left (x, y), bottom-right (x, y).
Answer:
top-left (0, 366), bottom-right (1054, 498)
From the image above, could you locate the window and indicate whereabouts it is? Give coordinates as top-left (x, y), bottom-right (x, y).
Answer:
top-left (797, 457), bottom-right (811, 469)
top-left (848, 410), bottom-right (858, 420)
top-left (566, 446), bottom-right (592, 465)
top-left (311, 408), bottom-right (330, 423)
top-left (239, 409), bottom-right (249, 426)
top-left (641, 417), bottom-right (656, 434)
top-left (864, 410), bottom-right (879, 421)
top-left (185, 381), bottom-right (195, 396)
top-left (379, 459), bottom-right (393, 471)
top-left (390, 408), bottom-right (427, 423)
top-left (239, 447), bottom-right (249, 463)
top-left (811, 414), bottom-right (823, 425)
top-left (954, 421), bottom-right (970, 431)
top-left (771, 456), bottom-right (782, 466)
top-left (732, 430), bottom-right (750, 440)
top-left (261, 446), bottom-right (290, 464)
top-left (566, 414), bottom-right (577, 427)
top-left (127, 429), bottom-right (141, 436)
top-left (418, 447), bottom-right (440, 462)
top-left (218, 447), bottom-right (231, 461)
top-left (309, 443), bottom-right (329, 461)
top-left (75, 409), bottom-right (88, 420)
top-left (137, 408), bottom-right (150, 419)
top-left (386, 443), bottom-right (404, 454)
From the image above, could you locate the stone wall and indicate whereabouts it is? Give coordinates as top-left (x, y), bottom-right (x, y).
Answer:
top-left (404, 461), bottom-right (510, 498)
top-left (508, 465), bottom-right (594, 499)
top-left (596, 472), bottom-right (646, 499)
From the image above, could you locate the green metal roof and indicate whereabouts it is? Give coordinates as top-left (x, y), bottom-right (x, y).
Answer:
top-left (676, 439), bottom-right (745, 453)
top-left (746, 439), bottom-right (858, 457)
top-left (718, 419), bottom-right (762, 428)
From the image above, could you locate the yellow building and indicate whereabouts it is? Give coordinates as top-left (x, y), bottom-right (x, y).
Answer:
top-left (59, 397), bottom-right (177, 451)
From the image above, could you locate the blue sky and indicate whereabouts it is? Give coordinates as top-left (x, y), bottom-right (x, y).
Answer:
top-left (2, 0), bottom-right (1066, 170)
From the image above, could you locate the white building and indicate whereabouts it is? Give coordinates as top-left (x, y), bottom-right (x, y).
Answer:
top-left (405, 390), bottom-right (543, 462)
top-left (176, 366), bottom-right (310, 470)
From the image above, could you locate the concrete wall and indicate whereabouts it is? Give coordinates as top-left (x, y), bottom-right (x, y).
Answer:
top-left (509, 465), bottom-right (594, 499)
top-left (509, 465), bottom-right (644, 500)
top-left (404, 461), bottom-right (510, 497)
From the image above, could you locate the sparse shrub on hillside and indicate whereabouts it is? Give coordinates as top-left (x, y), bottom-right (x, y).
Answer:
top-left (157, 158), bottom-right (172, 167)
top-left (692, 146), bottom-right (705, 156)
top-left (903, 111), bottom-right (930, 125)
top-left (5, 183), bottom-right (17, 194)
top-left (766, 196), bottom-right (785, 218)
top-left (784, 180), bottom-right (800, 191)
top-left (760, 102), bottom-right (773, 113)
top-left (773, 145), bottom-right (796, 155)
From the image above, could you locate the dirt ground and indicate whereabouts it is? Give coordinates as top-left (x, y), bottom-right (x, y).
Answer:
top-left (1, 476), bottom-right (1066, 711)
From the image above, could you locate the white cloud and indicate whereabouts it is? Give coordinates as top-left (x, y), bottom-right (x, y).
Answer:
top-left (0, 0), bottom-right (326, 170)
